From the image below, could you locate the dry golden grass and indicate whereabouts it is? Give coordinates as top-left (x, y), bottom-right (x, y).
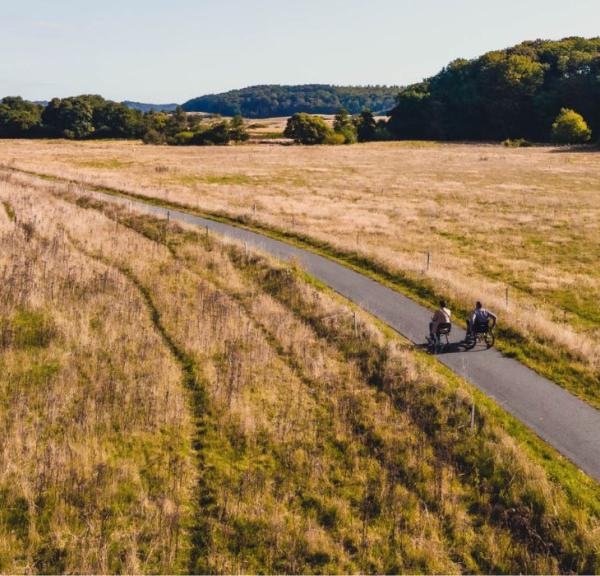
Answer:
top-left (0, 180), bottom-right (195, 572)
top-left (2, 139), bottom-right (597, 404)
top-left (2, 172), bottom-right (600, 573)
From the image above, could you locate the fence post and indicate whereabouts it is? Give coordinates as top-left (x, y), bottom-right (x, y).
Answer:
top-left (505, 286), bottom-right (509, 310)
top-left (353, 312), bottom-right (358, 337)
top-left (427, 251), bottom-right (431, 272)
top-left (470, 402), bottom-right (475, 430)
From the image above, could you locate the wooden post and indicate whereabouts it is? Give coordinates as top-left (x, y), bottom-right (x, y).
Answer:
top-left (426, 251), bottom-right (431, 272)
top-left (505, 286), bottom-right (509, 309)
top-left (253, 203), bottom-right (256, 215)
top-left (353, 312), bottom-right (358, 337)
top-left (470, 402), bottom-right (475, 430)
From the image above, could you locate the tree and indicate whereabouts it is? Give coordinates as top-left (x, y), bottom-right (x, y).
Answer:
top-left (551, 108), bottom-right (592, 143)
top-left (165, 106), bottom-right (188, 137)
top-left (355, 109), bottom-right (377, 142)
top-left (387, 37), bottom-right (600, 141)
top-left (229, 114), bottom-right (249, 142)
top-left (333, 108), bottom-right (357, 143)
top-left (284, 113), bottom-right (333, 144)
top-left (42, 97), bottom-right (95, 139)
top-left (0, 97), bottom-right (43, 137)
top-left (191, 121), bottom-right (231, 145)
top-left (93, 101), bottom-right (144, 138)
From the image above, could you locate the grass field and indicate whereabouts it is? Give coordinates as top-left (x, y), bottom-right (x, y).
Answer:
top-left (1, 139), bottom-right (599, 408)
top-left (2, 171), bottom-right (600, 573)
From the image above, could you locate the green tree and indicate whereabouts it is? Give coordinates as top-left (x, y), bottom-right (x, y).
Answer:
top-left (165, 106), bottom-right (189, 137)
top-left (0, 97), bottom-right (43, 137)
top-left (93, 101), bottom-right (144, 138)
top-left (42, 97), bottom-right (95, 139)
top-left (191, 121), bottom-right (231, 145)
top-left (355, 109), bottom-right (377, 142)
top-left (229, 114), bottom-right (249, 142)
top-left (284, 113), bottom-right (333, 144)
top-left (333, 108), bottom-right (357, 143)
top-left (551, 108), bottom-right (592, 143)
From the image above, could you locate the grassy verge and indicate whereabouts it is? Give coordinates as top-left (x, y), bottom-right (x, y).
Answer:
top-left (62, 189), bottom-right (600, 513)
top-left (50, 187), bottom-right (600, 571)
top-left (4, 164), bottom-right (599, 410)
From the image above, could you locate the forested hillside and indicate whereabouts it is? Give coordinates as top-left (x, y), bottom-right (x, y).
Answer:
top-left (122, 101), bottom-right (178, 113)
top-left (388, 37), bottom-right (600, 141)
top-left (182, 85), bottom-right (399, 117)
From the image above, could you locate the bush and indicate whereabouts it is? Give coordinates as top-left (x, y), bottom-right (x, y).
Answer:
top-left (142, 129), bottom-right (165, 145)
top-left (171, 131), bottom-right (194, 145)
top-left (552, 108), bottom-right (592, 144)
top-left (323, 132), bottom-right (346, 145)
top-left (502, 138), bottom-right (533, 148)
top-left (284, 113), bottom-right (333, 144)
top-left (192, 121), bottom-right (231, 145)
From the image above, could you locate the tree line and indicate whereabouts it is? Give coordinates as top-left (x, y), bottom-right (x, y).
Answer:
top-left (182, 84), bottom-right (400, 118)
top-left (387, 37), bottom-right (599, 142)
top-left (0, 95), bottom-right (248, 145)
top-left (284, 109), bottom-right (389, 144)
top-left (2, 37), bottom-right (598, 146)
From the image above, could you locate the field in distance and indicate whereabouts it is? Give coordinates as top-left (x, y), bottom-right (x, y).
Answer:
top-left (1, 171), bottom-right (600, 573)
top-left (2, 138), bottom-right (599, 408)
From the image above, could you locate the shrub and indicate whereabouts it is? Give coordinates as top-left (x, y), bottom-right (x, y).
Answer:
top-left (142, 129), bottom-right (165, 145)
top-left (172, 131), bottom-right (194, 145)
top-left (229, 114), bottom-right (250, 142)
top-left (333, 108), bottom-right (357, 143)
top-left (323, 132), bottom-right (346, 145)
top-left (284, 113), bottom-right (333, 144)
top-left (192, 121), bottom-right (231, 145)
top-left (502, 138), bottom-right (533, 148)
top-left (551, 108), bottom-right (592, 144)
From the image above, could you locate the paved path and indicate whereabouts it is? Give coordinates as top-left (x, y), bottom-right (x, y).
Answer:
top-left (98, 191), bottom-right (600, 482)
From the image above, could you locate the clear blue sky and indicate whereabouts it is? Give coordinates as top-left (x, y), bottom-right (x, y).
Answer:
top-left (2, 0), bottom-right (599, 103)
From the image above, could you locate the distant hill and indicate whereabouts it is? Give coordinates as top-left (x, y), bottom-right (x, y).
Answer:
top-left (122, 101), bottom-right (178, 113)
top-left (182, 84), bottom-right (400, 118)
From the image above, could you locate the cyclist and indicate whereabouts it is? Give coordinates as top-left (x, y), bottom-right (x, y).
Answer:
top-left (428, 300), bottom-right (452, 345)
top-left (467, 301), bottom-right (497, 337)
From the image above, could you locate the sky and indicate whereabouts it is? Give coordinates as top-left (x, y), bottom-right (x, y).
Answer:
top-left (2, 0), bottom-right (599, 103)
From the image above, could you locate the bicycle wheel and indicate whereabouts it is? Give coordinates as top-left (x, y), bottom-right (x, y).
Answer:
top-left (484, 331), bottom-right (495, 349)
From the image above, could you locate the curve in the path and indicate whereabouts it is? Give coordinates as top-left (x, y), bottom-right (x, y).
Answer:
top-left (96, 190), bottom-right (600, 483)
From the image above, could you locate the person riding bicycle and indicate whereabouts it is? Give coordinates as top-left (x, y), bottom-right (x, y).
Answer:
top-left (467, 301), bottom-right (497, 338)
top-left (428, 300), bottom-right (452, 344)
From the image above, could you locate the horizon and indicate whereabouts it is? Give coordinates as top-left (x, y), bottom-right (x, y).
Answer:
top-left (3, 0), bottom-right (600, 103)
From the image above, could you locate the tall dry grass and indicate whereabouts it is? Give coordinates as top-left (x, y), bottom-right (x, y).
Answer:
top-left (1, 173), bottom-right (597, 573)
top-left (0, 180), bottom-right (195, 573)
top-left (0, 139), bottom-right (598, 404)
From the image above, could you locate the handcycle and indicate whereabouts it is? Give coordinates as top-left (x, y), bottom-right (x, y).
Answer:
top-left (464, 321), bottom-right (495, 350)
top-left (426, 322), bottom-right (452, 354)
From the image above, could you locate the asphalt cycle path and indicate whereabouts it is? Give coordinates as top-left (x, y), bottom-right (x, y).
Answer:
top-left (93, 190), bottom-right (600, 483)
